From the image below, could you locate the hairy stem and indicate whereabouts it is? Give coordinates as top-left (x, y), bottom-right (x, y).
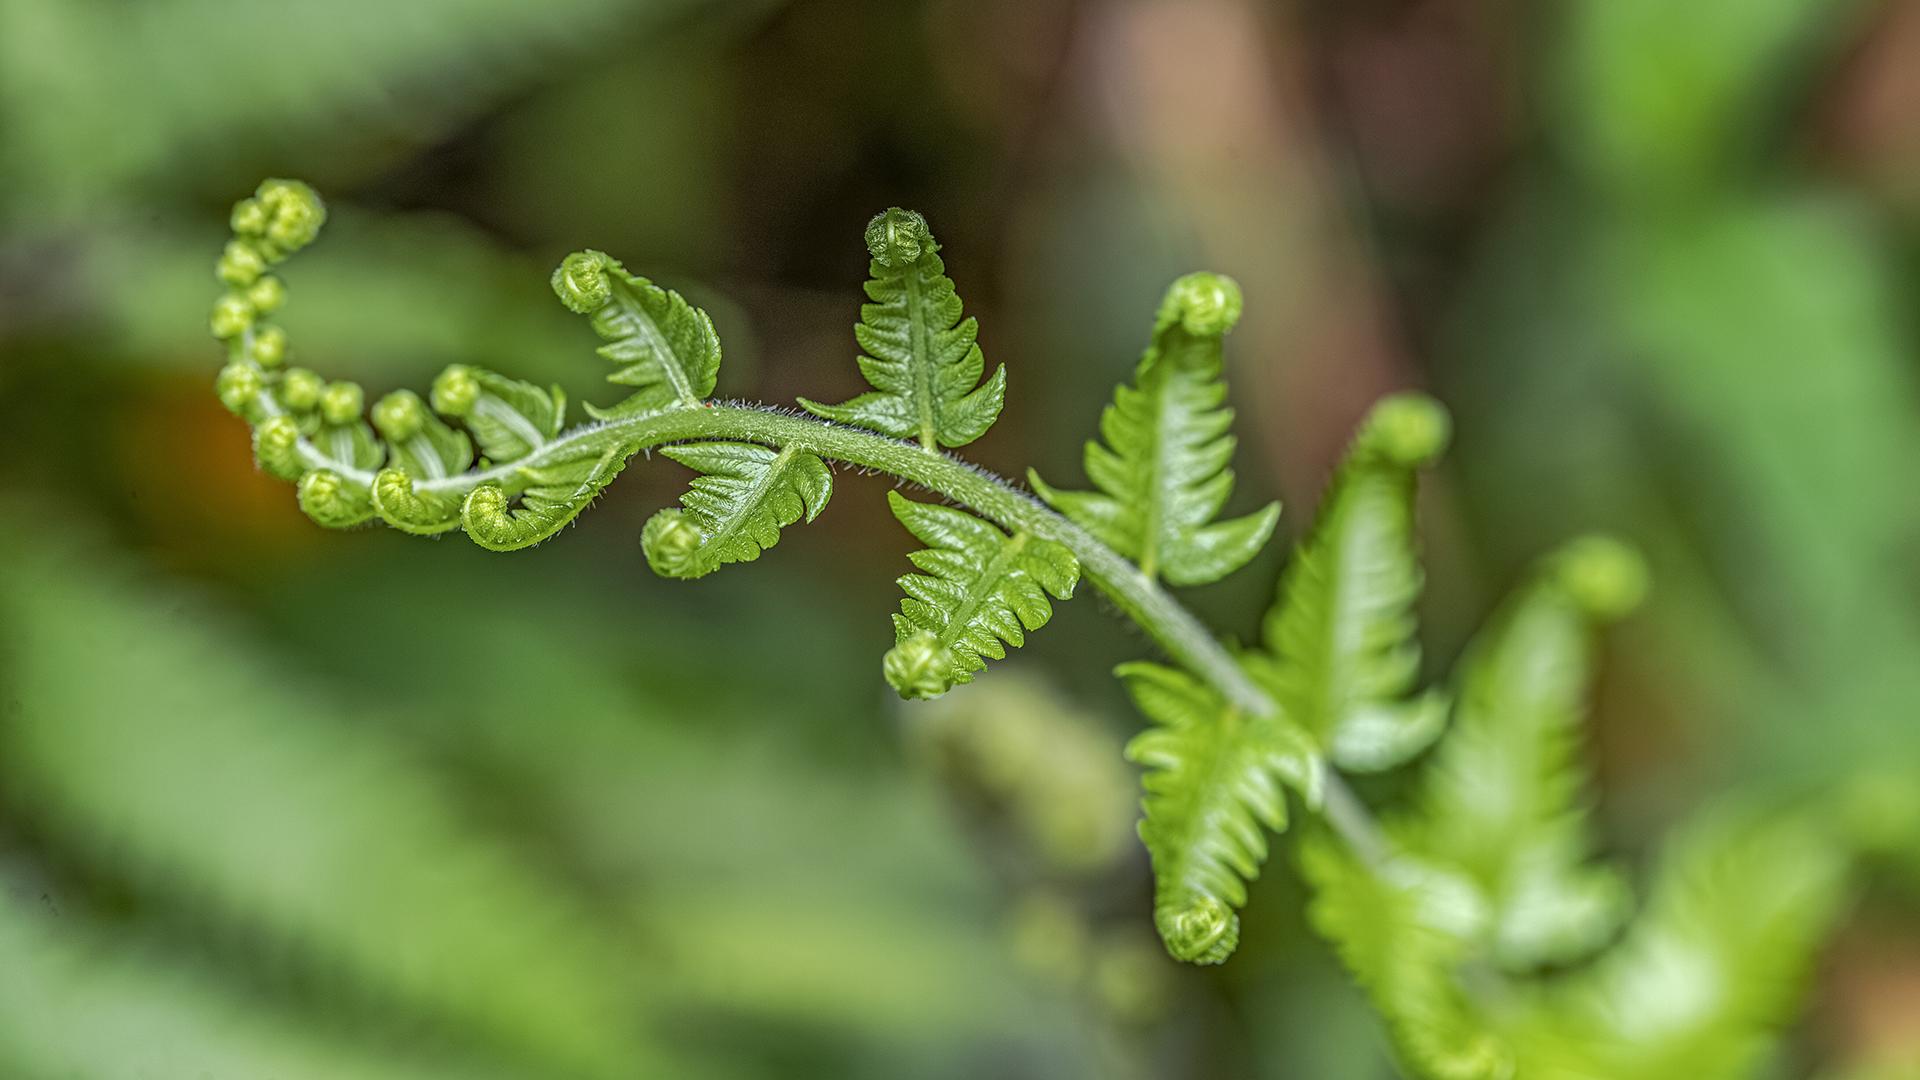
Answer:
top-left (264, 394), bottom-right (1386, 855)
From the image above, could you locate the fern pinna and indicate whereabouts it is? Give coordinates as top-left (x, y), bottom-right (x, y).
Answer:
top-left (209, 180), bottom-right (1856, 1080)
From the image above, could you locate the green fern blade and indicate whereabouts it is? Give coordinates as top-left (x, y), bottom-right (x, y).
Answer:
top-left (552, 250), bottom-right (720, 416)
top-left (1509, 810), bottom-right (1849, 1080)
top-left (1298, 834), bottom-right (1515, 1080)
top-left (460, 437), bottom-right (634, 552)
top-left (1121, 661), bottom-right (1320, 965)
top-left (1408, 537), bottom-right (1648, 971)
top-left (1258, 393), bottom-right (1451, 773)
top-left (881, 491), bottom-right (1078, 699)
top-left (642, 442), bottom-right (833, 579)
top-left (430, 364), bottom-right (564, 464)
top-left (799, 208), bottom-right (1005, 448)
top-left (1033, 272), bottom-right (1277, 585)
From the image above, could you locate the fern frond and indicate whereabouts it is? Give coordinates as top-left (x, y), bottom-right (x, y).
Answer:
top-left (1253, 393), bottom-right (1451, 772)
top-left (1298, 834), bottom-right (1515, 1080)
top-left (1030, 272), bottom-right (1279, 586)
top-left (798, 208), bottom-right (1006, 450)
top-left (1406, 537), bottom-right (1648, 971)
top-left (1510, 810), bottom-right (1850, 1080)
top-left (1123, 661), bottom-right (1320, 964)
top-left (881, 491), bottom-right (1078, 700)
top-left (642, 442), bottom-right (833, 578)
top-left (552, 249), bottom-right (721, 418)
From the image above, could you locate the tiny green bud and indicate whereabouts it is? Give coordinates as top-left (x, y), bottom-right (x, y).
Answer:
top-left (257, 179), bottom-right (326, 255)
top-left (253, 415), bottom-right (304, 480)
top-left (247, 275), bottom-right (286, 314)
top-left (278, 367), bottom-right (324, 412)
top-left (319, 381), bottom-right (365, 426)
top-left (372, 390), bottom-right (428, 443)
top-left (210, 293), bottom-right (253, 339)
top-left (249, 324), bottom-right (288, 367)
top-left (865, 207), bottom-right (931, 268)
top-left (217, 240), bottom-right (267, 286)
top-left (215, 363), bottom-right (263, 416)
top-left (884, 630), bottom-right (958, 700)
top-left (1554, 536), bottom-right (1648, 620)
top-left (231, 197), bottom-right (268, 236)
top-left (1161, 272), bottom-right (1243, 338)
top-left (296, 468), bottom-right (371, 529)
top-left (551, 250), bottom-right (615, 314)
top-left (1156, 895), bottom-right (1238, 966)
top-left (1361, 392), bottom-right (1451, 468)
top-left (641, 509), bottom-right (707, 579)
top-left (431, 364), bottom-right (480, 417)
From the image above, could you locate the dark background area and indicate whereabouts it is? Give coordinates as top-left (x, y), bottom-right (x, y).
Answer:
top-left (1, 0), bottom-right (1917, 1076)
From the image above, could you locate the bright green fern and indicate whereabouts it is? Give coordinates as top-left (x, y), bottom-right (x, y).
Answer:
top-left (1029, 271), bottom-right (1279, 585)
top-left (204, 179), bottom-right (1863, 1080)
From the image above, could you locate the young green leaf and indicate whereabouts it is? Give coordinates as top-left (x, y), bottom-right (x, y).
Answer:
top-left (1298, 833), bottom-right (1514, 1080)
top-left (1123, 661), bottom-right (1321, 965)
top-left (881, 491), bottom-right (1078, 699)
top-left (551, 249), bottom-right (722, 419)
top-left (1508, 810), bottom-right (1850, 1080)
top-left (1253, 393), bottom-right (1451, 772)
top-left (798, 208), bottom-right (1006, 450)
top-left (641, 442), bottom-right (834, 579)
top-left (1406, 537), bottom-right (1649, 971)
top-left (1029, 272), bottom-right (1279, 586)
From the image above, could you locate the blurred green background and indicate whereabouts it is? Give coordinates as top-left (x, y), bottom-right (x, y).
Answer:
top-left (2, 0), bottom-right (1918, 1076)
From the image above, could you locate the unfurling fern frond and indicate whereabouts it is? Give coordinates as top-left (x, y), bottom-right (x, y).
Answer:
top-left (551, 249), bottom-right (721, 418)
top-left (798, 209), bottom-right (1006, 450)
top-left (1507, 810), bottom-right (1850, 1080)
top-left (881, 492), bottom-right (1078, 700)
top-left (1405, 538), bottom-right (1647, 971)
top-left (1298, 834), bottom-right (1513, 1080)
top-left (1253, 393), bottom-right (1451, 772)
top-left (1122, 661), bottom-right (1320, 964)
top-left (1030, 272), bottom-right (1279, 586)
top-left (642, 443), bottom-right (833, 579)
top-left (211, 182), bottom-right (663, 549)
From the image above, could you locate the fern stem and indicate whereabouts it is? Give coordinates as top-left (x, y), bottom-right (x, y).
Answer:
top-left (452, 400), bottom-right (1389, 857)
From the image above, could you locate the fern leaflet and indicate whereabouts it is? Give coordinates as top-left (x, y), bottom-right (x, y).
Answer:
top-left (798, 209), bottom-right (1006, 450)
top-left (882, 492), bottom-right (1078, 699)
top-left (642, 442), bottom-right (834, 579)
top-left (1123, 660), bottom-right (1320, 964)
top-left (1030, 272), bottom-right (1279, 586)
top-left (1252, 393), bottom-right (1451, 772)
top-left (551, 249), bottom-right (721, 418)
top-left (1404, 538), bottom-right (1646, 971)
